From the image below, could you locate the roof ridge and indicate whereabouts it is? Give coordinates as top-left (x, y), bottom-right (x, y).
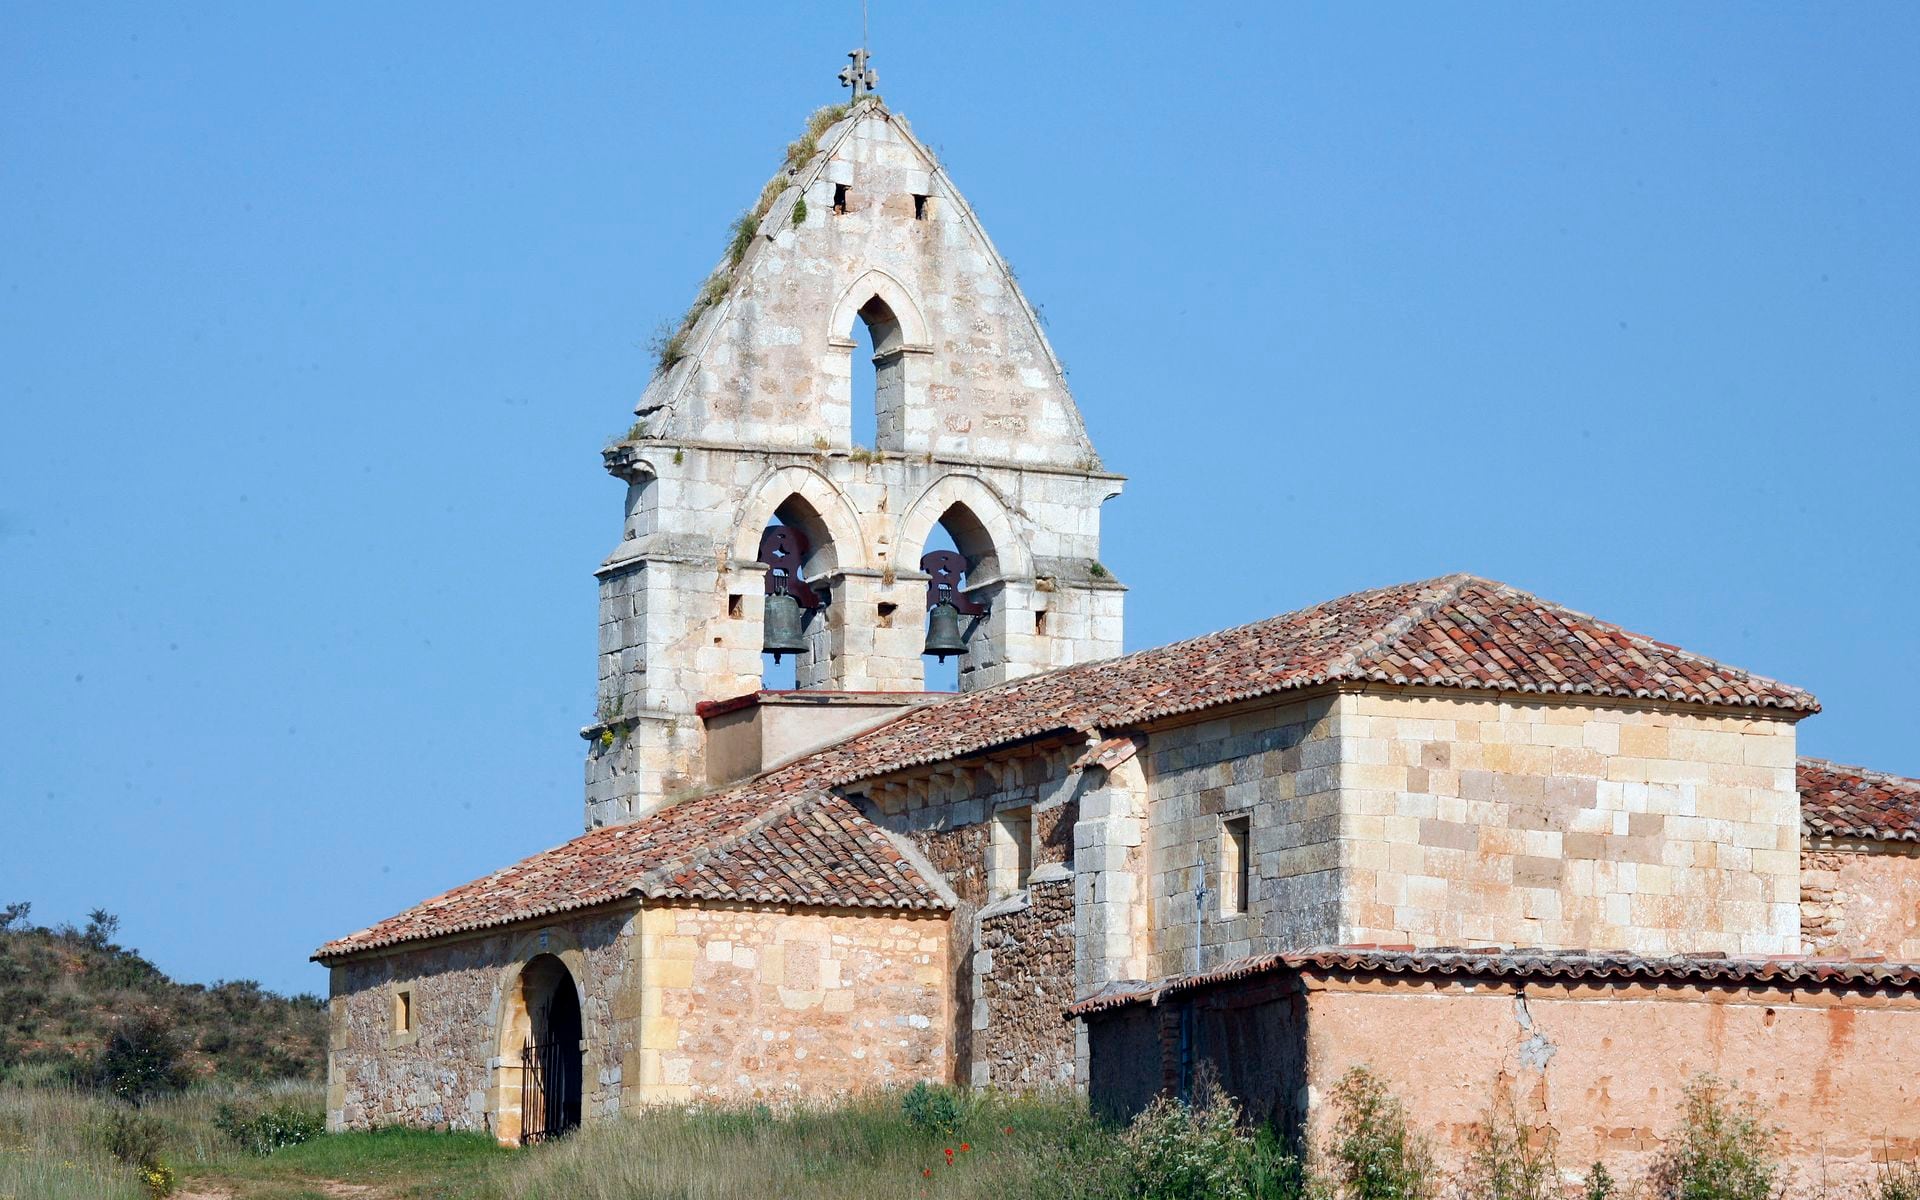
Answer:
top-left (1322, 573), bottom-right (1479, 681)
top-left (1800, 755), bottom-right (1920, 786)
top-left (634, 787), bottom-right (826, 895)
top-left (1472, 577), bottom-right (1819, 707)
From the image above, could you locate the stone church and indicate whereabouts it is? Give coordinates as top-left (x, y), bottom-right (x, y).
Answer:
top-left (317, 89), bottom-right (1920, 1177)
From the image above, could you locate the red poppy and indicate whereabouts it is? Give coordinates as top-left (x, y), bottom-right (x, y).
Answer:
top-left (923, 1168), bottom-right (933, 1178)
top-left (944, 1147), bottom-right (954, 1159)
top-left (961, 1143), bottom-right (971, 1152)
top-left (1002, 1125), bottom-right (1014, 1135)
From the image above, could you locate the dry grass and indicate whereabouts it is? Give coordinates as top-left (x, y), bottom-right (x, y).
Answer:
top-left (488, 1088), bottom-right (1128, 1200)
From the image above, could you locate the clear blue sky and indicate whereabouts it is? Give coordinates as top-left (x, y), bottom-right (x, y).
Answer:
top-left (3, 5), bottom-right (1915, 997)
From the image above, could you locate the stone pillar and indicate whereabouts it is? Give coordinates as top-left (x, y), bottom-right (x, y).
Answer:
top-left (1072, 738), bottom-right (1151, 1084)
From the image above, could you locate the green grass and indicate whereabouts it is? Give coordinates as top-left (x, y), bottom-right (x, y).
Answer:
top-left (184, 1126), bottom-right (507, 1199)
top-left (0, 1081), bottom-right (1121, 1200)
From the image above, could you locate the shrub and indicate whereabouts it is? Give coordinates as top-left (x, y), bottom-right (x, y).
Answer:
top-left (1120, 1087), bottom-right (1303, 1200)
top-left (92, 1105), bottom-right (165, 1168)
top-left (1321, 1067), bottom-right (1436, 1200)
top-left (1870, 1159), bottom-right (1920, 1200)
top-left (94, 1016), bottom-right (189, 1104)
top-left (901, 1081), bottom-right (960, 1136)
top-left (1648, 1076), bottom-right (1777, 1200)
top-left (1457, 1087), bottom-right (1558, 1200)
top-left (1584, 1162), bottom-right (1618, 1200)
top-left (89, 1105), bottom-right (175, 1196)
top-left (212, 1099), bottom-right (325, 1155)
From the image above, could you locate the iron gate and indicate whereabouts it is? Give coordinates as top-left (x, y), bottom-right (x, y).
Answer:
top-left (519, 1039), bottom-right (578, 1144)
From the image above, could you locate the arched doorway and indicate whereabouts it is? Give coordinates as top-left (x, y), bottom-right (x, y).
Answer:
top-left (515, 954), bottom-right (582, 1143)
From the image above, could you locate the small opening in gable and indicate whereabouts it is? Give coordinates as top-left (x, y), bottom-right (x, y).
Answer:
top-left (1034, 610), bottom-right (1047, 635)
top-left (913, 194), bottom-right (930, 220)
top-left (877, 601), bottom-right (898, 628)
top-left (833, 184), bottom-right (849, 214)
top-left (728, 594), bottom-right (743, 619)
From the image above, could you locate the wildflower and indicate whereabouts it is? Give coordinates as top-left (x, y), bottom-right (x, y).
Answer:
top-left (961, 1142), bottom-right (971, 1152)
top-left (1003, 1125), bottom-right (1014, 1135)
top-left (922, 1168), bottom-right (933, 1178)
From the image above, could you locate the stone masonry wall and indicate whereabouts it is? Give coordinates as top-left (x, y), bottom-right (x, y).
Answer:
top-left (631, 903), bottom-right (947, 1104)
top-left (1142, 696), bottom-right (1344, 980)
top-left (972, 878), bottom-right (1077, 1087)
top-left (1337, 690), bottom-right (1802, 956)
top-left (865, 740), bottom-right (1089, 1086)
top-left (326, 908), bottom-right (637, 1141)
top-left (1802, 845), bottom-right (1920, 958)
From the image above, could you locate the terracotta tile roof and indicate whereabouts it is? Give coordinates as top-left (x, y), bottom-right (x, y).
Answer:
top-left (313, 791), bottom-right (950, 960)
top-left (1799, 757), bottom-right (1920, 844)
top-left (318, 573), bottom-right (1815, 960)
top-left (789, 573), bottom-right (1816, 788)
top-left (1066, 946), bottom-right (1920, 1017)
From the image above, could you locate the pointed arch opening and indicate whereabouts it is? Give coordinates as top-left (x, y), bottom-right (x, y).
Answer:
top-left (919, 501), bottom-right (1000, 693)
top-left (851, 295), bottom-right (903, 450)
top-left (760, 494), bottom-right (836, 691)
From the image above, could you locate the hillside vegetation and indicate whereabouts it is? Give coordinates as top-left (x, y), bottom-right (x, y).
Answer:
top-left (0, 902), bottom-right (325, 1087)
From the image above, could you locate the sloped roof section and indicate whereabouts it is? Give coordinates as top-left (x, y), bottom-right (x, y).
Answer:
top-left (314, 791), bottom-right (948, 960)
top-left (1799, 757), bottom-right (1920, 843)
top-left (317, 573), bottom-right (1815, 960)
top-left (1067, 947), bottom-right (1920, 1017)
top-left (781, 572), bottom-right (1817, 783)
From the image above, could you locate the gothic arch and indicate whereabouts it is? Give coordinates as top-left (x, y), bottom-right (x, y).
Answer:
top-left (895, 474), bottom-right (1031, 581)
top-left (729, 465), bottom-right (868, 571)
top-left (828, 269), bottom-right (929, 348)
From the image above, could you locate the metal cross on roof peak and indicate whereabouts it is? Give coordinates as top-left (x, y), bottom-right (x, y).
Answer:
top-left (839, 48), bottom-right (877, 99)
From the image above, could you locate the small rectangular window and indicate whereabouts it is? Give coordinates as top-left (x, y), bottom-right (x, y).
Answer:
top-left (833, 184), bottom-right (849, 214)
top-left (394, 987), bottom-right (413, 1033)
top-left (1221, 816), bottom-right (1251, 916)
top-left (728, 594), bottom-right (744, 619)
top-left (913, 194), bottom-right (930, 220)
top-left (877, 601), bottom-right (898, 628)
top-left (1034, 609), bottom-right (1047, 635)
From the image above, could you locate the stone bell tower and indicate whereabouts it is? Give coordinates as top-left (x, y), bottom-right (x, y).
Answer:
top-left (584, 86), bottom-right (1125, 827)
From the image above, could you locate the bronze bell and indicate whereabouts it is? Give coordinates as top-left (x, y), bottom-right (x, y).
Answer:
top-left (763, 591), bottom-right (808, 661)
top-left (924, 600), bottom-right (968, 660)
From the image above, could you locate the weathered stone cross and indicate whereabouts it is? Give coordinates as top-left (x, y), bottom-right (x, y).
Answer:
top-left (839, 48), bottom-right (877, 99)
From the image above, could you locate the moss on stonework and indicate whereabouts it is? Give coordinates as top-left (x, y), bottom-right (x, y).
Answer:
top-left (649, 103), bottom-right (854, 375)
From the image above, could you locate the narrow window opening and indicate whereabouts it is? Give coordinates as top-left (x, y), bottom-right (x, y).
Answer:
top-left (877, 601), bottom-right (898, 628)
top-left (394, 988), bottom-right (413, 1034)
top-left (727, 594), bottom-right (743, 619)
top-left (832, 183), bottom-right (849, 214)
top-left (913, 194), bottom-right (930, 220)
top-left (1034, 609), bottom-right (1047, 635)
top-left (851, 313), bottom-right (878, 449)
top-left (1221, 816), bottom-right (1251, 916)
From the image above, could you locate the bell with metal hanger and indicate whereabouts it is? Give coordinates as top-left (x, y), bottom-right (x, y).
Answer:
top-left (923, 599), bottom-right (968, 660)
top-left (762, 590), bottom-right (808, 661)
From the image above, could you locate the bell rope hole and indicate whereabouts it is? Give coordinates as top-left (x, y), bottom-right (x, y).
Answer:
top-left (758, 497), bottom-right (834, 690)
